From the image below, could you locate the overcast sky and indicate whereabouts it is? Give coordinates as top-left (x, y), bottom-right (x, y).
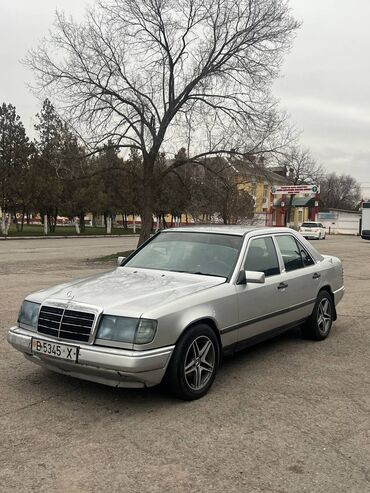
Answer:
top-left (1, 0), bottom-right (369, 196)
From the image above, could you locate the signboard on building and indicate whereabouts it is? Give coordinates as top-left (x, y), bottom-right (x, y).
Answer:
top-left (317, 212), bottom-right (338, 220)
top-left (271, 185), bottom-right (320, 195)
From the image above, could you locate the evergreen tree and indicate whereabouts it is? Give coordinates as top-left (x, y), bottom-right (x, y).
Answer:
top-left (0, 103), bottom-right (32, 233)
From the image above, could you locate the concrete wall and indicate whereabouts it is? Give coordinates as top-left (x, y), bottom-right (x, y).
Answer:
top-left (317, 211), bottom-right (360, 235)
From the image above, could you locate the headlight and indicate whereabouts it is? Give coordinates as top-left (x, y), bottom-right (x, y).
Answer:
top-left (135, 319), bottom-right (157, 344)
top-left (18, 300), bottom-right (40, 329)
top-left (96, 316), bottom-right (157, 345)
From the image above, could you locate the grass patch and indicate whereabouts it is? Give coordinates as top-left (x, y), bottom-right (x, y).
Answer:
top-left (0, 224), bottom-right (140, 237)
top-left (92, 250), bottom-right (135, 262)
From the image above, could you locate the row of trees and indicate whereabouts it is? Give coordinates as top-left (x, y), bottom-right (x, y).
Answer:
top-left (0, 100), bottom-right (260, 233)
top-left (0, 98), bottom-right (362, 235)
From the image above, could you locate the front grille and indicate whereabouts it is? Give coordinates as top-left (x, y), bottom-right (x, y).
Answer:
top-left (38, 305), bottom-right (95, 343)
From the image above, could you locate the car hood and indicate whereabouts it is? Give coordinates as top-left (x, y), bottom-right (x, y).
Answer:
top-left (27, 267), bottom-right (225, 318)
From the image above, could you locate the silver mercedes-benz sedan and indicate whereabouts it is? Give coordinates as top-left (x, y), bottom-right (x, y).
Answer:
top-left (7, 226), bottom-right (344, 400)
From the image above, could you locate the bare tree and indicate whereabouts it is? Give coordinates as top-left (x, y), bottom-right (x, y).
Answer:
top-left (282, 146), bottom-right (324, 185)
top-left (279, 146), bottom-right (323, 225)
top-left (27, 0), bottom-right (299, 243)
top-left (320, 173), bottom-right (361, 211)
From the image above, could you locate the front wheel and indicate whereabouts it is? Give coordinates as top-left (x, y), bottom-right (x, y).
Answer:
top-left (165, 324), bottom-right (220, 400)
top-left (302, 291), bottom-right (334, 340)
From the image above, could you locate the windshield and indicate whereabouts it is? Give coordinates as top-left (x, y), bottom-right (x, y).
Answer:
top-left (124, 232), bottom-right (243, 278)
top-left (301, 222), bottom-right (319, 228)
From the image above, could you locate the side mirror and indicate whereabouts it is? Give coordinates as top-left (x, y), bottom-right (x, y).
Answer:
top-left (237, 270), bottom-right (265, 285)
top-left (117, 256), bottom-right (126, 266)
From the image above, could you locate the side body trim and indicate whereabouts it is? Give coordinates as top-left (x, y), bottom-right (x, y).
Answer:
top-left (223, 318), bottom-right (308, 354)
top-left (220, 298), bottom-right (315, 335)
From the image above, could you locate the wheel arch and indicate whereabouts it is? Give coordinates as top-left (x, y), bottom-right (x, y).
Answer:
top-left (318, 285), bottom-right (337, 321)
top-left (181, 317), bottom-right (223, 364)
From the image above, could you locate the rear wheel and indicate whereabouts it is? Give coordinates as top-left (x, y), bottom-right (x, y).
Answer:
top-left (165, 324), bottom-right (220, 400)
top-left (302, 291), bottom-right (334, 340)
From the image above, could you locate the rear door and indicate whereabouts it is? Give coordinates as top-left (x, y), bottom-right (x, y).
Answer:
top-left (274, 234), bottom-right (319, 323)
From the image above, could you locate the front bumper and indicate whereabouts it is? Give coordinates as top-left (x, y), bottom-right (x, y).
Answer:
top-left (7, 327), bottom-right (174, 388)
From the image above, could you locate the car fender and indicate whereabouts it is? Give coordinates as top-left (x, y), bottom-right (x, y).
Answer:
top-left (133, 283), bottom-right (239, 351)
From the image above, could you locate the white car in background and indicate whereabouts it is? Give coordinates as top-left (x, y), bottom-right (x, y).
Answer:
top-left (299, 222), bottom-right (326, 240)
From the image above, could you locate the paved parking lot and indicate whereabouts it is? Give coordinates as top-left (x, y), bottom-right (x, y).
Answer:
top-left (0, 235), bottom-right (369, 492)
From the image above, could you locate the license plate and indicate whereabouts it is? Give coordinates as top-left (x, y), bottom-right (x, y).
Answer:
top-left (32, 338), bottom-right (78, 362)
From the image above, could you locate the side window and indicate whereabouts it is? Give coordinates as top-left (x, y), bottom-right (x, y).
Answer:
top-left (275, 235), bottom-right (304, 272)
top-left (298, 243), bottom-right (315, 267)
top-left (244, 237), bottom-right (280, 277)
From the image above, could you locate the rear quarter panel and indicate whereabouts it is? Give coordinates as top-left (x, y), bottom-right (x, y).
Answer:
top-left (318, 256), bottom-right (344, 293)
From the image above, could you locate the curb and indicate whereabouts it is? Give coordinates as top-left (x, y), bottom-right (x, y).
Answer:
top-left (0, 234), bottom-right (140, 241)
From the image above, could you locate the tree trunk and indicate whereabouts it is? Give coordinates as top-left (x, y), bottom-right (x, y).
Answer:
top-left (285, 194), bottom-right (295, 226)
top-left (14, 209), bottom-right (20, 232)
top-left (106, 216), bottom-right (112, 234)
top-left (162, 213), bottom-right (167, 229)
top-left (74, 217), bottom-right (80, 234)
top-left (20, 206), bottom-right (25, 232)
top-left (48, 209), bottom-right (58, 232)
top-left (79, 211), bottom-right (86, 233)
top-left (44, 214), bottom-right (48, 235)
top-left (53, 209), bottom-right (58, 232)
top-left (138, 161), bottom-right (155, 245)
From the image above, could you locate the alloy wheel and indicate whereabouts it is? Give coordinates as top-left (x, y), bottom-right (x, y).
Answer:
top-left (184, 336), bottom-right (216, 391)
top-left (317, 298), bottom-right (332, 335)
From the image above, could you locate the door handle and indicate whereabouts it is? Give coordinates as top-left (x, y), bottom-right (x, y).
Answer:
top-left (312, 273), bottom-right (321, 279)
top-left (277, 282), bottom-right (288, 290)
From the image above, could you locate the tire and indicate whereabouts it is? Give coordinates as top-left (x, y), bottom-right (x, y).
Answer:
top-left (302, 290), bottom-right (334, 341)
top-left (165, 324), bottom-right (220, 400)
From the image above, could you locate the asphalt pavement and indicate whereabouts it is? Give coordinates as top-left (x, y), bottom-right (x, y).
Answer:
top-left (0, 235), bottom-right (369, 492)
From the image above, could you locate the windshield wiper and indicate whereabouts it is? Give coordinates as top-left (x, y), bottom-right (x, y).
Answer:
top-left (167, 269), bottom-right (225, 278)
top-left (190, 271), bottom-right (225, 278)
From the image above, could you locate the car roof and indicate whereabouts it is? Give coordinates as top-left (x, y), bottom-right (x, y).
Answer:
top-left (159, 225), bottom-right (324, 262)
top-left (161, 225), bottom-right (297, 237)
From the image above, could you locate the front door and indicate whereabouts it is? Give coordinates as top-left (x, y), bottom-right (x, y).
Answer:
top-left (236, 236), bottom-right (292, 342)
